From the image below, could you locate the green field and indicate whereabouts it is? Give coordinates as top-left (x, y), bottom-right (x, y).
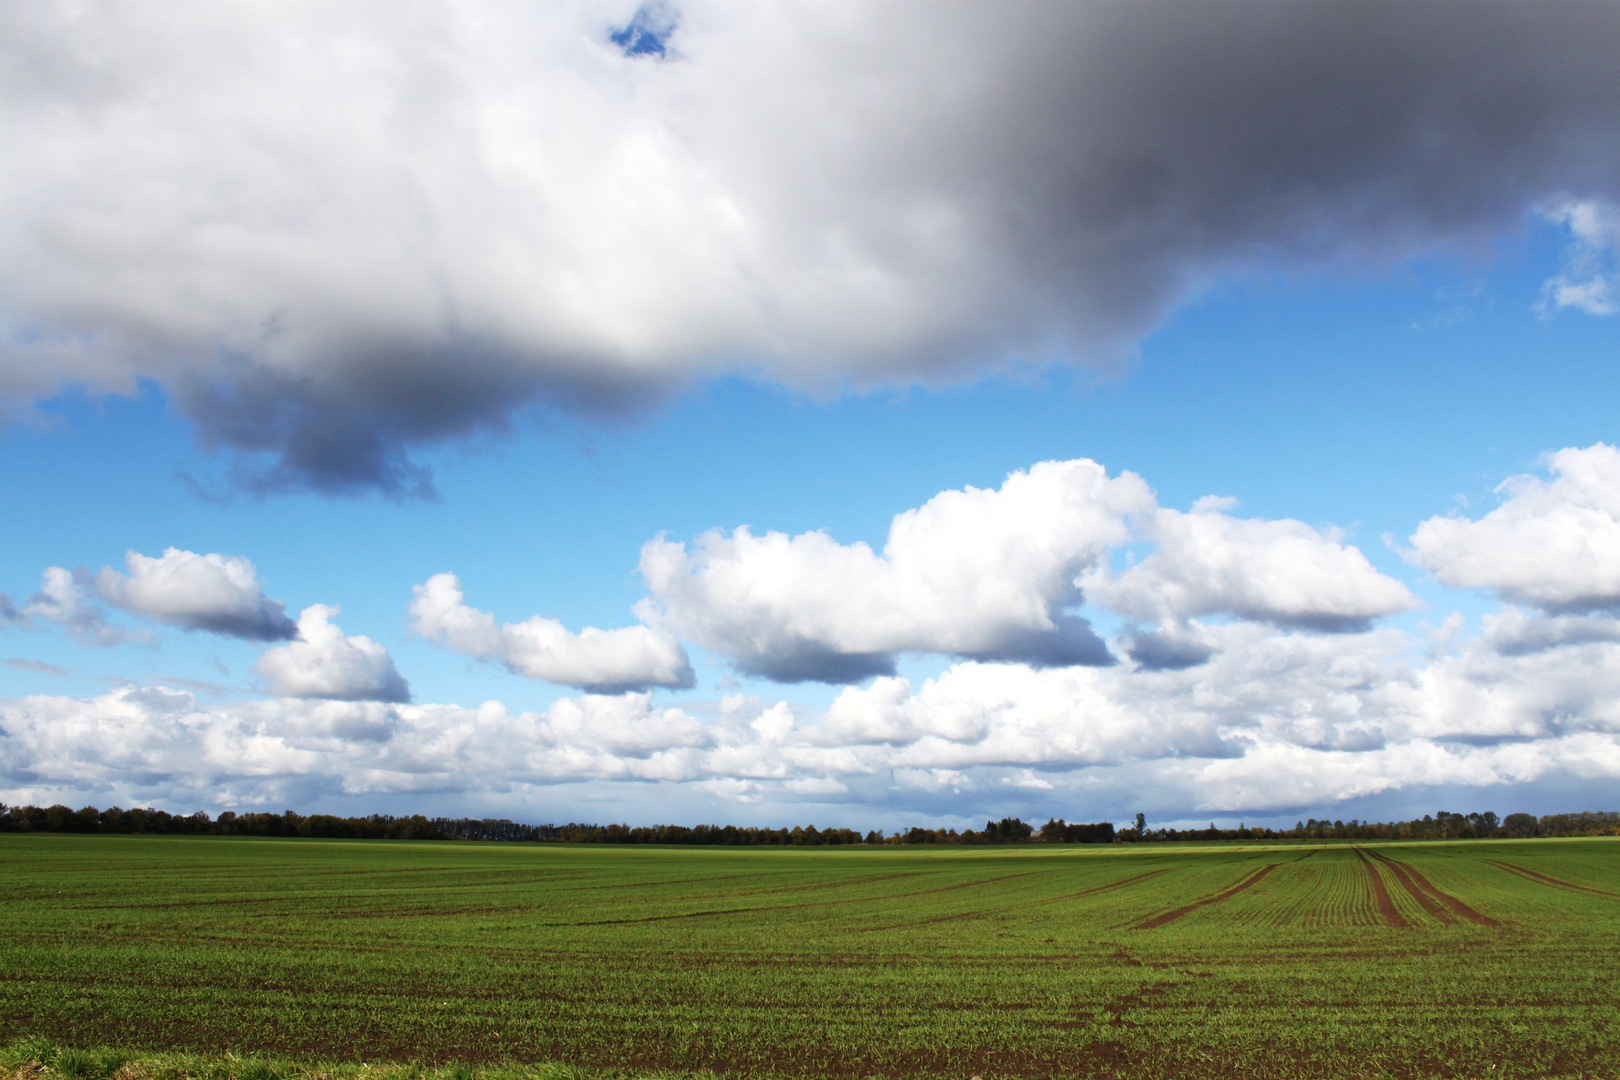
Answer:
top-left (3, 834), bottom-right (1618, 1079)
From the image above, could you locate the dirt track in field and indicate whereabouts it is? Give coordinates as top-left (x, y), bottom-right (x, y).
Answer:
top-left (1354, 847), bottom-right (1410, 928)
top-left (1366, 850), bottom-right (1498, 926)
top-left (1489, 860), bottom-right (1620, 898)
top-left (1135, 863), bottom-right (1278, 929)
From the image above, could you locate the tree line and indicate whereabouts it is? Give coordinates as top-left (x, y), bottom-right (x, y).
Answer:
top-left (0, 802), bottom-right (1614, 844)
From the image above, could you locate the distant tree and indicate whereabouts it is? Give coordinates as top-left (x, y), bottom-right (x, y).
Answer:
top-left (1501, 813), bottom-right (1536, 837)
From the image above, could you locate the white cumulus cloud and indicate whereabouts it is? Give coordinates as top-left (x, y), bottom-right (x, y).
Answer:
top-left (252, 605), bottom-right (410, 703)
top-left (637, 459), bottom-right (1153, 682)
top-left (1085, 501), bottom-right (1417, 635)
top-left (1408, 444), bottom-right (1620, 612)
top-left (94, 548), bottom-right (297, 640)
top-left (410, 572), bottom-right (693, 693)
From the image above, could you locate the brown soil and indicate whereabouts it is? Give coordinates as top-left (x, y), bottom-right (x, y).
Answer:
top-left (1134, 863), bottom-right (1278, 929)
top-left (1354, 847), bottom-right (1410, 928)
top-left (1366, 850), bottom-right (1498, 927)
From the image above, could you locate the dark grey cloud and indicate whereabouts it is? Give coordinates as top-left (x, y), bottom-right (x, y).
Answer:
top-left (1, 2), bottom-right (1618, 493)
top-left (956, 616), bottom-right (1115, 670)
top-left (732, 646), bottom-right (897, 686)
top-left (1485, 611), bottom-right (1620, 657)
top-left (1124, 630), bottom-right (1212, 672)
top-left (708, 620), bottom-right (1115, 685)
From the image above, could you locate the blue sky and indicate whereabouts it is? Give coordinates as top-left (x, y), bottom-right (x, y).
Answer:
top-left (3, 2), bottom-right (1620, 830)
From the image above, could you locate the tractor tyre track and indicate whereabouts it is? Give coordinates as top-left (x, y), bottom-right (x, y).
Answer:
top-left (1488, 860), bottom-right (1620, 898)
top-left (1366, 850), bottom-right (1498, 926)
top-left (1354, 847), bottom-right (1409, 928)
top-left (1135, 863), bottom-right (1278, 929)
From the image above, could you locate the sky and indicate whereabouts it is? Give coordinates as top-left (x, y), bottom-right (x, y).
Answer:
top-left (3, 0), bottom-right (1620, 831)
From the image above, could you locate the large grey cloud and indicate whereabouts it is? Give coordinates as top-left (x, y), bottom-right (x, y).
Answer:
top-left (2, 1), bottom-right (1618, 492)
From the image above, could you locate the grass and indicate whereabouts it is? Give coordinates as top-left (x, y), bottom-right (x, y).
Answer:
top-left (0, 1037), bottom-right (607, 1080)
top-left (1, 834), bottom-right (1617, 1079)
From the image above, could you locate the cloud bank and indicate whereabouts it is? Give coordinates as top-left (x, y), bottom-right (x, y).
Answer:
top-left (7, 446), bottom-right (1620, 821)
top-left (3, 1), bottom-right (1619, 490)
top-left (5, 613), bottom-right (1619, 820)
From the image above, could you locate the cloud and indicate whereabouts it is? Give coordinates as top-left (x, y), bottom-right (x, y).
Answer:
top-left (1481, 608), bottom-right (1620, 657)
top-left (637, 459), bottom-right (1151, 682)
top-left (637, 460), bottom-right (1416, 682)
top-left (3, 2), bottom-right (1619, 490)
top-left (3, 658), bottom-right (68, 676)
top-left (1407, 444), bottom-right (1620, 612)
top-left (21, 567), bottom-right (131, 646)
top-left (1539, 199), bottom-right (1620, 316)
top-left (6, 610), bottom-right (1620, 819)
top-left (1119, 625), bottom-right (1215, 673)
top-left (410, 572), bottom-right (694, 693)
top-left (252, 605), bottom-right (411, 703)
top-left (95, 548), bottom-right (298, 640)
top-left (1085, 502), bottom-right (1418, 632)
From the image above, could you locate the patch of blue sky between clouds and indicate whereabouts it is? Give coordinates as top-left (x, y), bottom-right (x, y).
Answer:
top-left (609, 3), bottom-right (678, 59)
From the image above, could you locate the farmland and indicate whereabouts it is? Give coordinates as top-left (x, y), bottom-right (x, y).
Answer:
top-left (2, 835), bottom-right (1618, 1079)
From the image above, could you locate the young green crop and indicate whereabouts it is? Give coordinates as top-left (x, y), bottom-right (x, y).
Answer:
top-left (1, 835), bottom-right (1616, 1079)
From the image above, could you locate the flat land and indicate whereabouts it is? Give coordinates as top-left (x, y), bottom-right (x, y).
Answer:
top-left (2, 834), bottom-right (1618, 1079)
